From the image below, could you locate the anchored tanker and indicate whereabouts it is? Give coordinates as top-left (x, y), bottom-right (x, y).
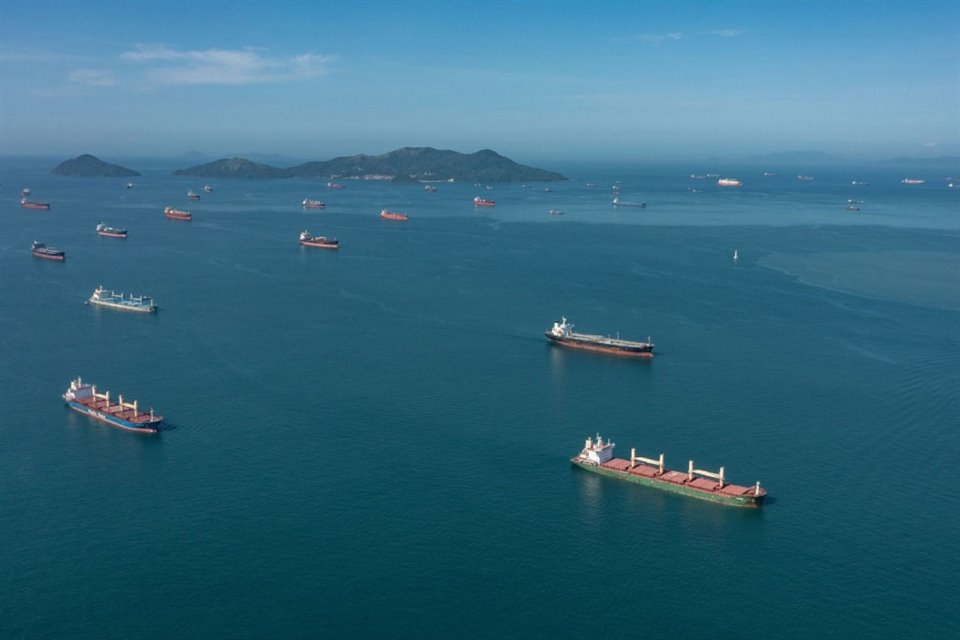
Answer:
top-left (572, 435), bottom-right (766, 508)
top-left (545, 317), bottom-right (654, 358)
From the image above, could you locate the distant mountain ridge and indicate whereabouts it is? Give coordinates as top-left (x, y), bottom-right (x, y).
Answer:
top-left (744, 150), bottom-right (844, 164)
top-left (51, 154), bottom-right (140, 177)
top-left (174, 147), bottom-right (566, 183)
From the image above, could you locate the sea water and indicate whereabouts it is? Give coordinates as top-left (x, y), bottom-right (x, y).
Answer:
top-left (0, 157), bottom-right (958, 639)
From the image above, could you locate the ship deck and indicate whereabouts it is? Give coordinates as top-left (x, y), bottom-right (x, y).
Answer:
top-left (600, 457), bottom-right (758, 497)
top-left (75, 397), bottom-right (161, 424)
top-left (567, 332), bottom-right (652, 349)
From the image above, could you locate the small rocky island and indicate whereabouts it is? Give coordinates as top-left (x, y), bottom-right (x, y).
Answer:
top-left (175, 147), bottom-right (566, 183)
top-left (51, 154), bottom-right (140, 177)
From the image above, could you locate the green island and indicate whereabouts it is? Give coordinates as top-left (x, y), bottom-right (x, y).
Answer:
top-left (173, 147), bottom-right (566, 183)
top-left (51, 154), bottom-right (140, 177)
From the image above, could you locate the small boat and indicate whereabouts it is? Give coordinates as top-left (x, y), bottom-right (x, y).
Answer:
top-left (327, 182), bottom-right (345, 189)
top-left (21, 187), bottom-right (31, 196)
top-left (901, 178), bottom-right (925, 185)
top-left (424, 185), bottom-right (438, 192)
top-left (380, 209), bottom-right (409, 221)
top-left (851, 180), bottom-right (869, 186)
top-left (96, 223), bottom-right (128, 238)
top-left (689, 174), bottom-right (706, 180)
top-left (87, 286), bottom-right (157, 313)
top-left (164, 206), bottom-right (192, 221)
top-left (299, 230), bottom-right (339, 249)
top-left (473, 197), bottom-right (496, 207)
top-left (762, 172), bottom-right (778, 177)
top-left (733, 249), bottom-right (739, 262)
top-left (125, 182), bottom-right (134, 189)
top-left (585, 183), bottom-right (596, 188)
top-left (717, 178), bottom-right (742, 187)
top-left (549, 209), bottom-right (564, 216)
top-left (187, 190), bottom-right (200, 200)
top-left (612, 197), bottom-right (646, 208)
top-left (302, 198), bottom-right (326, 209)
top-left (543, 188), bottom-right (552, 192)
top-left (846, 204), bottom-right (861, 211)
top-left (21, 198), bottom-right (51, 210)
top-left (31, 241), bottom-right (65, 261)
top-left (797, 175), bottom-right (814, 181)
top-left (203, 184), bottom-right (213, 193)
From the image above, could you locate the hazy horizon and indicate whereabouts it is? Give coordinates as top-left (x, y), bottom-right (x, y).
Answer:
top-left (2, 1), bottom-right (958, 162)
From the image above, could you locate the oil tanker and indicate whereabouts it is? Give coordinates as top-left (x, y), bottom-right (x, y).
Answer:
top-left (63, 377), bottom-right (162, 433)
top-left (299, 230), bottom-right (339, 249)
top-left (31, 241), bottom-right (65, 261)
top-left (572, 434), bottom-right (766, 508)
top-left (545, 317), bottom-right (653, 358)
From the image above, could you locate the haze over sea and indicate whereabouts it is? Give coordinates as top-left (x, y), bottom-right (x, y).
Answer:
top-left (0, 155), bottom-right (958, 638)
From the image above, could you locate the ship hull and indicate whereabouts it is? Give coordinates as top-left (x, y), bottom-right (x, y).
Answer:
top-left (546, 334), bottom-right (653, 358)
top-left (164, 214), bottom-right (191, 221)
top-left (67, 401), bottom-right (160, 434)
top-left (572, 459), bottom-right (764, 508)
top-left (32, 251), bottom-right (65, 261)
top-left (22, 202), bottom-right (51, 210)
top-left (300, 240), bottom-right (338, 249)
top-left (98, 230), bottom-right (127, 238)
top-left (89, 300), bottom-right (156, 313)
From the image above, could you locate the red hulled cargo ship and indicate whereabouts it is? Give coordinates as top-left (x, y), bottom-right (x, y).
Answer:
top-left (164, 206), bottom-right (192, 221)
top-left (96, 223), bottom-right (127, 238)
top-left (302, 199), bottom-right (326, 209)
top-left (21, 198), bottom-right (51, 210)
top-left (380, 209), bottom-right (409, 221)
top-left (545, 317), bottom-right (654, 358)
top-left (299, 230), bottom-right (339, 249)
top-left (31, 241), bottom-right (65, 261)
top-left (473, 197), bottom-right (496, 207)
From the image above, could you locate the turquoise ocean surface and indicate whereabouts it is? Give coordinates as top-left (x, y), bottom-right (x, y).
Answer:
top-left (1, 157), bottom-right (958, 638)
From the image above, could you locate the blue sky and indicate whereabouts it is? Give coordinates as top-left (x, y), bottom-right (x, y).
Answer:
top-left (1, 0), bottom-right (958, 162)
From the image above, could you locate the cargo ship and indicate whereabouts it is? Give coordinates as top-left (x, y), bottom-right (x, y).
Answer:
top-left (299, 230), bottom-right (339, 249)
top-left (63, 377), bottom-right (162, 434)
top-left (545, 317), bottom-right (654, 358)
top-left (473, 197), bottom-right (496, 207)
top-left (717, 178), bottom-right (742, 187)
top-left (87, 286), bottom-right (157, 313)
top-left (21, 198), bottom-right (51, 210)
top-left (187, 190), bottom-right (200, 200)
top-left (380, 209), bottom-right (409, 221)
top-left (302, 198), bottom-right (325, 209)
top-left (549, 209), bottom-right (564, 216)
top-left (96, 223), bottom-right (127, 238)
top-left (901, 178), bottom-right (926, 185)
top-left (164, 206), bottom-right (192, 221)
top-left (572, 434), bottom-right (766, 508)
top-left (327, 182), bottom-right (345, 189)
top-left (31, 241), bottom-right (65, 261)
top-left (424, 185), bottom-right (438, 192)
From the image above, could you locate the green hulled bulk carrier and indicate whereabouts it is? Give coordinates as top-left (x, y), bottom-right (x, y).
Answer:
top-left (571, 435), bottom-right (766, 508)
